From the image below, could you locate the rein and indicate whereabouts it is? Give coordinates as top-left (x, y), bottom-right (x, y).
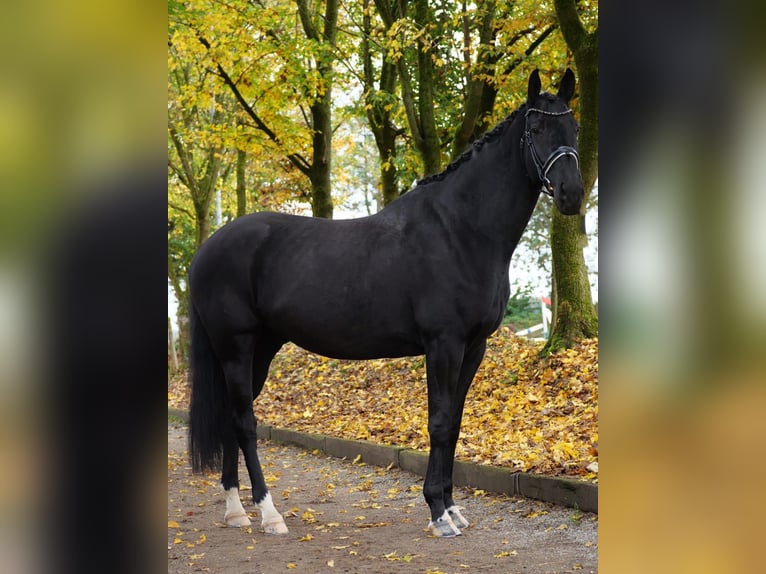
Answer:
top-left (521, 107), bottom-right (580, 197)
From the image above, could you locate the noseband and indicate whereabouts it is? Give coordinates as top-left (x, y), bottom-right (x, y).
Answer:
top-left (521, 107), bottom-right (580, 197)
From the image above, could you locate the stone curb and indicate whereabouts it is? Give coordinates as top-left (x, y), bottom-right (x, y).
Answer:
top-left (169, 409), bottom-right (597, 513)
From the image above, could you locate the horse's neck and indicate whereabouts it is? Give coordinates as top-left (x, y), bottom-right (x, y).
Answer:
top-left (441, 119), bottom-right (539, 261)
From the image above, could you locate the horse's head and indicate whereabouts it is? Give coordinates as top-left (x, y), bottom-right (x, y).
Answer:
top-left (522, 68), bottom-right (584, 216)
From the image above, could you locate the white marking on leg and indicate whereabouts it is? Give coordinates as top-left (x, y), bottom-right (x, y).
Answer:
top-left (428, 510), bottom-right (462, 538)
top-left (447, 505), bottom-right (469, 529)
top-left (223, 487), bottom-right (251, 527)
top-left (257, 492), bottom-right (288, 534)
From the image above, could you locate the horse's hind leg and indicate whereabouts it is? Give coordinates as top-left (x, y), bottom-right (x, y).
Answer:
top-left (221, 422), bottom-right (251, 527)
top-left (217, 331), bottom-right (287, 534)
top-left (247, 333), bottom-right (286, 534)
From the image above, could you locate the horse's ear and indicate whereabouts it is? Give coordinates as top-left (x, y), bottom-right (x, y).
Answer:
top-left (527, 69), bottom-right (541, 105)
top-left (557, 68), bottom-right (576, 103)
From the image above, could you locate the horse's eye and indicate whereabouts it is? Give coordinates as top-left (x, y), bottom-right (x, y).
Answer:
top-left (530, 127), bottom-right (540, 135)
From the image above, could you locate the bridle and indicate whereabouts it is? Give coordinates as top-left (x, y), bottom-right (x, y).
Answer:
top-left (521, 107), bottom-right (580, 197)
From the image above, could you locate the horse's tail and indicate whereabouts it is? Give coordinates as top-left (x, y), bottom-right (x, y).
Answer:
top-left (188, 303), bottom-right (228, 473)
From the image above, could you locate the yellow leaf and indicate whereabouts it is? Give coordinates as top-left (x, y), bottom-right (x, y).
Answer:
top-left (301, 508), bottom-right (318, 523)
top-left (168, 520), bottom-right (180, 529)
top-left (299, 534), bottom-right (314, 541)
top-left (173, 537), bottom-right (182, 544)
top-left (287, 563), bottom-right (297, 569)
top-left (327, 560), bottom-right (334, 567)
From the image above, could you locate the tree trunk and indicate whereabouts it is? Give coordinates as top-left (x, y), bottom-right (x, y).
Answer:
top-left (542, 0), bottom-right (598, 354)
top-left (168, 317), bottom-right (179, 371)
top-left (297, 0), bottom-right (338, 218)
top-left (236, 146), bottom-right (246, 217)
top-left (451, 0), bottom-right (496, 158)
top-left (395, 0), bottom-right (441, 177)
top-left (379, 131), bottom-right (398, 206)
top-left (309, 96), bottom-right (334, 218)
top-left (414, 0), bottom-right (441, 176)
top-left (364, 0), bottom-right (401, 207)
top-left (167, 254), bottom-right (189, 367)
top-left (546, 211), bottom-right (598, 350)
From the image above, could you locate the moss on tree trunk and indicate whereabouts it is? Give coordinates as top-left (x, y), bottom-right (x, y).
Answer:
top-left (543, 211), bottom-right (598, 354)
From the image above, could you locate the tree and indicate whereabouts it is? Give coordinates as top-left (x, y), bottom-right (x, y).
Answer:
top-left (369, 0), bottom-right (561, 182)
top-left (172, 0), bottom-right (340, 218)
top-left (167, 52), bottom-right (229, 247)
top-left (168, 39), bottom-right (236, 358)
top-left (360, 0), bottom-right (404, 206)
top-left (451, 2), bottom-right (558, 157)
top-left (295, 0), bottom-right (340, 218)
top-left (542, 0), bottom-right (598, 353)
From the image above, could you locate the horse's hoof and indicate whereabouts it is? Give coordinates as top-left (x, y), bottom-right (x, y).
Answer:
top-left (262, 516), bottom-right (289, 535)
top-left (447, 506), bottom-right (470, 529)
top-left (428, 512), bottom-right (462, 538)
top-left (225, 512), bottom-right (252, 528)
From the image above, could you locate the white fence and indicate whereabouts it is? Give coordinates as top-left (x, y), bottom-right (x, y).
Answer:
top-left (514, 297), bottom-right (552, 341)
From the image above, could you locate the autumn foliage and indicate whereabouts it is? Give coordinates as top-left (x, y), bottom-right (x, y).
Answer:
top-left (169, 331), bottom-right (597, 480)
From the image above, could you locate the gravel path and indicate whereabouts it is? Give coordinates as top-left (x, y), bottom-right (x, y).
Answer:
top-left (168, 423), bottom-right (597, 573)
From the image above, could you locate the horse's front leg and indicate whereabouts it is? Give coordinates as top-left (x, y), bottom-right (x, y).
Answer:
top-left (424, 337), bottom-right (466, 537)
top-left (441, 339), bottom-right (487, 531)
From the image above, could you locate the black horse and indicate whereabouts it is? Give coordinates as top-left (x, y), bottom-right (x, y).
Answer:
top-left (188, 69), bottom-right (584, 537)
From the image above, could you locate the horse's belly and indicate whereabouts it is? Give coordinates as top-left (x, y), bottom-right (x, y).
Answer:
top-left (288, 329), bottom-right (423, 360)
top-left (261, 299), bottom-right (423, 360)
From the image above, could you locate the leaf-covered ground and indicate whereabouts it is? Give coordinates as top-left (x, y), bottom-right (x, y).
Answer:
top-left (168, 330), bottom-right (598, 480)
top-left (169, 424), bottom-right (598, 573)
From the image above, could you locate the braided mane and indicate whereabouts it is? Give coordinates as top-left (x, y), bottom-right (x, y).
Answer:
top-left (416, 104), bottom-right (527, 187)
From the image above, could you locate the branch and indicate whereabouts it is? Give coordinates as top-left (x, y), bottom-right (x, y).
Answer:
top-left (299, 105), bottom-right (312, 130)
top-left (397, 57), bottom-right (423, 147)
top-left (168, 122), bottom-right (198, 194)
top-left (323, 0), bottom-right (339, 45)
top-left (501, 24), bottom-right (557, 78)
top-left (197, 35), bottom-right (312, 176)
top-left (553, 0), bottom-right (586, 52)
top-left (295, 0), bottom-right (318, 41)
top-left (167, 158), bottom-right (191, 190)
top-left (168, 200), bottom-right (196, 220)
